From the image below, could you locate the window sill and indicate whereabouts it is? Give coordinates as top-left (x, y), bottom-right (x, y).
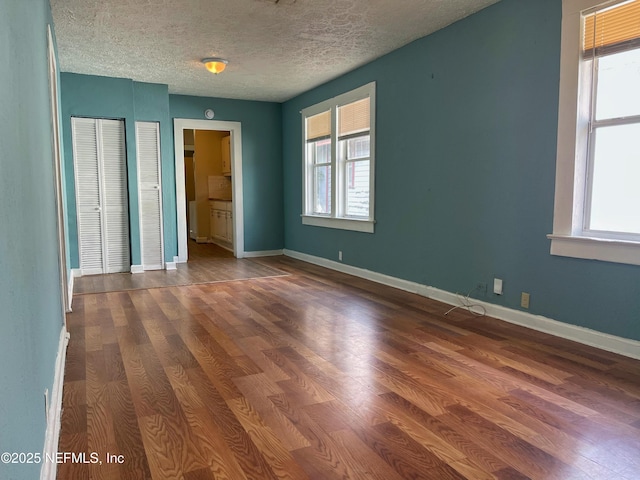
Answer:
top-left (548, 234), bottom-right (640, 266)
top-left (302, 215), bottom-right (375, 233)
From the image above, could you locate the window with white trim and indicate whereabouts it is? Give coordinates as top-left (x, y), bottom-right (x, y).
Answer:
top-left (302, 83), bottom-right (375, 233)
top-left (550, 0), bottom-right (640, 266)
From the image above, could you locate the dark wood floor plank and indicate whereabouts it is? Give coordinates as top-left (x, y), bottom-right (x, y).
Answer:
top-left (107, 380), bottom-right (153, 479)
top-left (60, 251), bottom-right (640, 479)
top-left (137, 414), bottom-right (185, 479)
top-left (378, 391), bottom-right (515, 475)
top-left (56, 432), bottom-right (89, 480)
top-left (227, 396), bottom-right (311, 480)
top-left (186, 366), bottom-right (281, 480)
top-left (233, 373), bottom-right (311, 451)
top-left (85, 376), bottom-right (121, 479)
top-left (360, 421), bottom-right (449, 472)
top-left (441, 404), bottom-right (585, 480)
top-left (165, 368), bottom-right (250, 480)
top-left (235, 336), bottom-right (291, 382)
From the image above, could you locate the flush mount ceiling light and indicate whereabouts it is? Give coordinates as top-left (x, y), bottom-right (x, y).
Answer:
top-left (201, 57), bottom-right (228, 74)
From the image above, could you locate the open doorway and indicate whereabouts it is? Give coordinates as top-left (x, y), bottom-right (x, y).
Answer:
top-left (174, 119), bottom-right (244, 263)
top-left (184, 129), bottom-right (233, 261)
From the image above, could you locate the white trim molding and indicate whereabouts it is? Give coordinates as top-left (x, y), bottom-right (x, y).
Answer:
top-left (165, 261), bottom-right (177, 271)
top-left (283, 249), bottom-right (640, 360)
top-left (243, 249), bottom-right (284, 258)
top-left (548, 234), bottom-right (640, 266)
top-left (551, 0), bottom-right (640, 266)
top-left (40, 327), bottom-right (70, 480)
top-left (130, 264), bottom-right (144, 274)
top-left (301, 82), bottom-right (376, 234)
top-left (301, 215), bottom-right (375, 233)
top-left (67, 273), bottom-right (74, 312)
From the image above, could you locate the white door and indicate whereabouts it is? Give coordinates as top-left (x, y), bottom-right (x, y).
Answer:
top-left (72, 117), bottom-right (130, 275)
top-left (136, 122), bottom-right (164, 270)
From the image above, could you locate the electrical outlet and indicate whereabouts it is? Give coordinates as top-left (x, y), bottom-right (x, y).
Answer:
top-left (521, 292), bottom-right (530, 309)
top-left (493, 278), bottom-right (503, 295)
top-left (476, 282), bottom-right (487, 296)
top-left (338, 250), bottom-right (343, 262)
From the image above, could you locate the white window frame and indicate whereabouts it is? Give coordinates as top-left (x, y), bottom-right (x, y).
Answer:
top-left (549, 0), bottom-right (640, 266)
top-left (301, 82), bottom-right (376, 233)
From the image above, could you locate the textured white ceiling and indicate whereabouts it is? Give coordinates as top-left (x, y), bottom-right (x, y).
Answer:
top-left (51, 0), bottom-right (500, 102)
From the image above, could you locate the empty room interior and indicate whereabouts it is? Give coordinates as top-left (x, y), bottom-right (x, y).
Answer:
top-left (2, 0), bottom-right (640, 478)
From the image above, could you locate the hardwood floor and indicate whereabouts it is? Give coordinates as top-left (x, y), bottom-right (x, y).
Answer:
top-left (73, 243), bottom-right (287, 295)
top-left (59, 255), bottom-right (640, 479)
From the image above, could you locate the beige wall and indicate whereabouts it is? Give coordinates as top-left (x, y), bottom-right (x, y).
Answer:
top-left (184, 128), bottom-right (194, 146)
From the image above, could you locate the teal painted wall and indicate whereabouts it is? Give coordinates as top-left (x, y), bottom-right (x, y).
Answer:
top-left (60, 74), bottom-right (179, 267)
top-left (169, 95), bottom-right (284, 252)
top-left (61, 74), bottom-right (140, 267)
top-left (0, 1), bottom-right (66, 478)
top-left (282, 0), bottom-right (640, 341)
top-left (60, 77), bottom-right (283, 267)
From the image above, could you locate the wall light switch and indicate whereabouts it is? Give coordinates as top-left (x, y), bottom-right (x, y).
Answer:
top-left (493, 278), bottom-right (503, 295)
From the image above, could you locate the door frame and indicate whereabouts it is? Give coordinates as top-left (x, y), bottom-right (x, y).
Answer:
top-left (47, 25), bottom-right (70, 313)
top-left (173, 119), bottom-right (244, 262)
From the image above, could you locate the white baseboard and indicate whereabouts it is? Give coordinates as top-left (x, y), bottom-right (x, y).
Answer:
top-left (196, 237), bottom-right (208, 244)
top-left (283, 249), bottom-right (640, 360)
top-left (71, 268), bottom-right (81, 278)
top-left (40, 327), bottom-right (69, 480)
top-left (165, 262), bottom-right (177, 271)
top-left (244, 249), bottom-right (284, 258)
top-left (130, 264), bottom-right (144, 274)
top-left (284, 249), bottom-right (427, 294)
top-left (67, 273), bottom-right (74, 312)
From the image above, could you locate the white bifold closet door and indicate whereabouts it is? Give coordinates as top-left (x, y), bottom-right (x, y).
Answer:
top-left (72, 117), bottom-right (130, 275)
top-left (136, 121), bottom-right (164, 270)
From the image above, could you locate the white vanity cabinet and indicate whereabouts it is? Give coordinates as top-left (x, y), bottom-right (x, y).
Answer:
top-left (209, 200), bottom-right (233, 245)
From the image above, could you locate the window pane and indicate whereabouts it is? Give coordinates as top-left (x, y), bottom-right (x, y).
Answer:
top-left (313, 165), bottom-right (331, 215)
top-left (346, 160), bottom-right (369, 217)
top-left (314, 139), bottom-right (331, 165)
top-left (589, 124), bottom-right (640, 234)
top-left (346, 136), bottom-right (370, 160)
top-left (595, 49), bottom-right (640, 120)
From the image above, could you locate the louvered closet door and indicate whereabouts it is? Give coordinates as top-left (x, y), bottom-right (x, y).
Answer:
top-left (72, 117), bottom-right (130, 275)
top-left (136, 122), bottom-right (164, 270)
top-left (72, 118), bottom-right (104, 275)
top-left (100, 120), bottom-right (130, 273)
